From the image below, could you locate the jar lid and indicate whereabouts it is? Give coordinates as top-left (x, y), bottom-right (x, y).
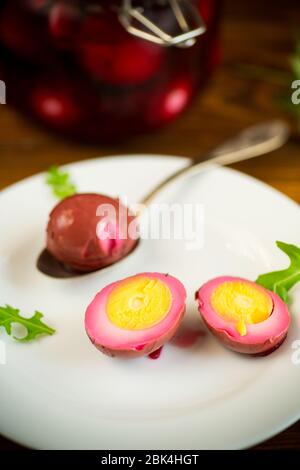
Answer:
top-left (120, 0), bottom-right (206, 48)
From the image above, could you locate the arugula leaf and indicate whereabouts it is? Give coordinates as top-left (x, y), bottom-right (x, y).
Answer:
top-left (256, 241), bottom-right (300, 303)
top-left (46, 165), bottom-right (77, 200)
top-left (0, 305), bottom-right (55, 342)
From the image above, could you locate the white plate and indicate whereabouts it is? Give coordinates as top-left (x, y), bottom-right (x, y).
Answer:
top-left (0, 155), bottom-right (300, 450)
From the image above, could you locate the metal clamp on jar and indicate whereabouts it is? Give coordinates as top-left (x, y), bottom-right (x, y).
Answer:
top-left (120, 0), bottom-right (206, 47)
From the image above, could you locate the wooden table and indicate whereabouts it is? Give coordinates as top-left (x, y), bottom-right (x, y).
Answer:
top-left (0, 0), bottom-right (300, 450)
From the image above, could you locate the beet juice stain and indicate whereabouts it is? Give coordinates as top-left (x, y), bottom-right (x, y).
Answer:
top-left (171, 328), bottom-right (206, 348)
top-left (148, 329), bottom-right (205, 360)
top-left (148, 346), bottom-right (163, 360)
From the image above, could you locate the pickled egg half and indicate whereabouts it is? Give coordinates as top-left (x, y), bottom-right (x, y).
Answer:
top-left (85, 272), bottom-right (186, 358)
top-left (195, 276), bottom-right (290, 355)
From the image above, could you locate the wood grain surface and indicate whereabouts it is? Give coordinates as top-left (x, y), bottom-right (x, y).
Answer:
top-left (0, 0), bottom-right (300, 450)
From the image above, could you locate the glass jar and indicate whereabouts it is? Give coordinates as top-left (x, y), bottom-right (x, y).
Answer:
top-left (0, 0), bottom-right (221, 143)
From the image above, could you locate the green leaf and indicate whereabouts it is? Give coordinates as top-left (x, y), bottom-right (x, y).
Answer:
top-left (46, 166), bottom-right (77, 200)
top-left (290, 55), bottom-right (300, 80)
top-left (0, 305), bottom-right (55, 342)
top-left (256, 241), bottom-right (300, 303)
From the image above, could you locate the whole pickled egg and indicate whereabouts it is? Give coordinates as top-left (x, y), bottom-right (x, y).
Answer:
top-left (46, 193), bottom-right (138, 272)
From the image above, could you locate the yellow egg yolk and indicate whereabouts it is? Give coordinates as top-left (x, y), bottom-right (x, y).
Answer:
top-left (107, 277), bottom-right (172, 330)
top-left (211, 281), bottom-right (273, 336)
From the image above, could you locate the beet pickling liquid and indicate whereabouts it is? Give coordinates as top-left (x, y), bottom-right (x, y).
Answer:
top-left (0, 0), bottom-right (221, 143)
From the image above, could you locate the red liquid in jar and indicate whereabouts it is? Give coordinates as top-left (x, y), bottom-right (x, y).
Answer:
top-left (0, 0), bottom-right (222, 143)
